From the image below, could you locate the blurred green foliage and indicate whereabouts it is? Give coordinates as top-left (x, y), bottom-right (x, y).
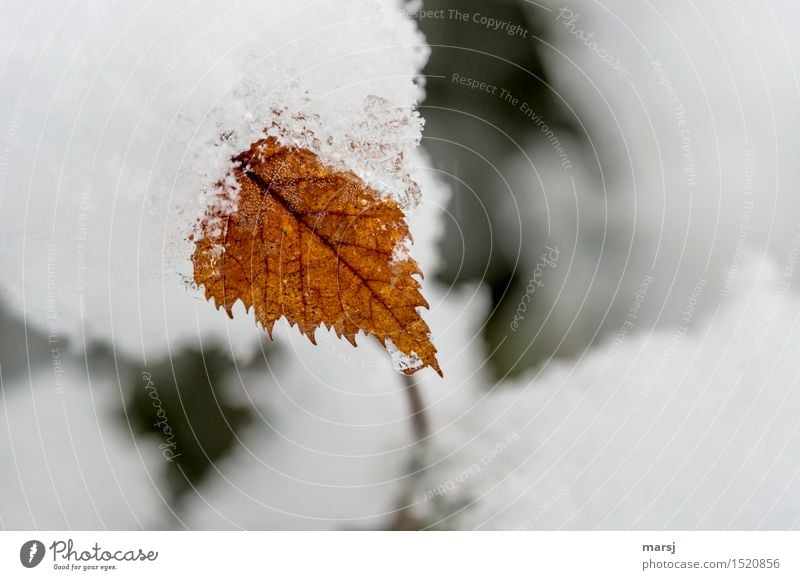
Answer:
top-left (419, 0), bottom-right (579, 378)
top-left (127, 347), bottom-right (255, 508)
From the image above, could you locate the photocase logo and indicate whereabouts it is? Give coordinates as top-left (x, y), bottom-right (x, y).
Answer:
top-left (20, 540), bottom-right (46, 568)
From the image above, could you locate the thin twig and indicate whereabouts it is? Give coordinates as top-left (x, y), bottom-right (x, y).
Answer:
top-left (404, 373), bottom-right (429, 456)
top-left (390, 372), bottom-right (430, 530)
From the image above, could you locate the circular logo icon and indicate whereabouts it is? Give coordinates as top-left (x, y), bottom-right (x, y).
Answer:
top-left (20, 540), bottom-right (45, 568)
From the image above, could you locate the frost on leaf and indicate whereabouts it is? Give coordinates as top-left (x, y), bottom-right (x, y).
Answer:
top-left (192, 136), bottom-right (441, 376)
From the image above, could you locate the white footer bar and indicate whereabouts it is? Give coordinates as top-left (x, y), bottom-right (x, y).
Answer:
top-left (2, 531), bottom-right (798, 578)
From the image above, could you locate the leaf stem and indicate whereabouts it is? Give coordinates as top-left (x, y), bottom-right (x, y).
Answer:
top-left (403, 372), bottom-right (430, 453)
top-left (390, 372), bottom-right (430, 530)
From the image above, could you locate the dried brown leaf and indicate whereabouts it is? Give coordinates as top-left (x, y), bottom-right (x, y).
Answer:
top-left (192, 137), bottom-right (441, 376)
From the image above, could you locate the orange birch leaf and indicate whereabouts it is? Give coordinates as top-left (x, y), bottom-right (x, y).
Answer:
top-left (192, 136), bottom-right (441, 376)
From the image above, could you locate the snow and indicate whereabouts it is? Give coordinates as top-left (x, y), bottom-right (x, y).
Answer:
top-left (412, 256), bottom-right (800, 529)
top-left (0, 0), bottom-right (428, 360)
top-left (0, 361), bottom-right (165, 529)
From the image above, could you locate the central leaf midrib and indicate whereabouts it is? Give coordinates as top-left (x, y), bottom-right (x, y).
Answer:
top-left (243, 170), bottom-right (410, 332)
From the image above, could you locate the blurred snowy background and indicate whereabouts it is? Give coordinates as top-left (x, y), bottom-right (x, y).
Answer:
top-left (3, 0), bottom-right (800, 530)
